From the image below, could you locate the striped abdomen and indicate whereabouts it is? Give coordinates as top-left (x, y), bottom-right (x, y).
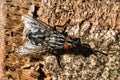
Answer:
top-left (26, 28), bottom-right (48, 46)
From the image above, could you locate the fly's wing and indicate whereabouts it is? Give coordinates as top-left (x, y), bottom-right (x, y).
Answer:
top-left (17, 42), bottom-right (48, 54)
top-left (17, 15), bottom-right (52, 54)
top-left (22, 15), bottom-right (53, 38)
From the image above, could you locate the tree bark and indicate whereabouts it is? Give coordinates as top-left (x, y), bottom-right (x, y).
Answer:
top-left (0, 0), bottom-right (6, 79)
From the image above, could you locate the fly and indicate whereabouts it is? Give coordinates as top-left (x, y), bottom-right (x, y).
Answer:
top-left (17, 15), bottom-right (107, 69)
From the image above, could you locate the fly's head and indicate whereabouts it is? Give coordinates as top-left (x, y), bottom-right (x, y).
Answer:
top-left (64, 35), bottom-right (81, 50)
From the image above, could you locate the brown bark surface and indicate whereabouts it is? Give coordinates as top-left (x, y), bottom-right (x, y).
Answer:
top-left (0, 0), bottom-right (6, 79)
top-left (2, 0), bottom-right (120, 80)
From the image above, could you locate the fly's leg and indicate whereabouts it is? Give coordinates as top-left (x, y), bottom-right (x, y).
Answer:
top-left (49, 49), bottom-right (65, 69)
top-left (62, 19), bottom-right (71, 35)
top-left (93, 50), bottom-right (108, 56)
top-left (53, 19), bottom-right (71, 35)
top-left (56, 55), bottom-right (63, 69)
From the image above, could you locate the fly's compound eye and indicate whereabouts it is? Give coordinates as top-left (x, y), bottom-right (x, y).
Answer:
top-left (66, 36), bottom-right (72, 40)
top-left (65, 36), bottom-right (73, 49)
top-left (64, 44), bottom-right (71, 50)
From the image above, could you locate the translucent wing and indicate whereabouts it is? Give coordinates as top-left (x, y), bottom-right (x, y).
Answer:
top-left (22, 15), bottom-right (53, 38)
top-left (17, 15), bottom-right (53, 54)
top-left (17, 42), bottom-right (48, 54)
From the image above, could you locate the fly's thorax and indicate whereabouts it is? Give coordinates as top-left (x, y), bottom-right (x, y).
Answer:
top-left (48, 33), bottom-right (65, 49)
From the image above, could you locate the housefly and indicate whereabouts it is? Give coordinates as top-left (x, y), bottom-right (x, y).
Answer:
top-left (17, 15), bottom-right (107, 69)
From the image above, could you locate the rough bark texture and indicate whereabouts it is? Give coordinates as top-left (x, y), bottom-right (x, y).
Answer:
top-left (0, 0), bottom-right (6, 79)
top-left (3, 0), bottom-right (120, 80)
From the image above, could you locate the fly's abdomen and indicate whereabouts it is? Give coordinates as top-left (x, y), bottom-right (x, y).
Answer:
top-left (48, 33), bottom-right (65, 49)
